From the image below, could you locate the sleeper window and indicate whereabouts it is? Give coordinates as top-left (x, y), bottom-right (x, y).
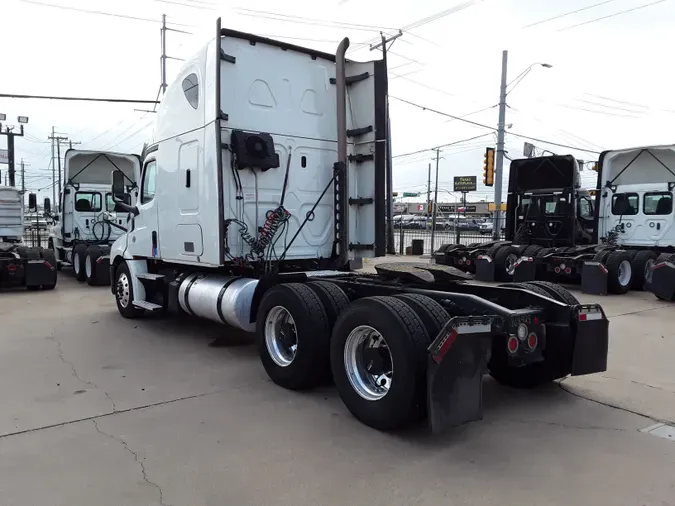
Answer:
top-left (644, 192), bottom-right (672, 215)
top-left (74, 192), bottom-right (102, 212)
top-left (182, 73), bottom-right (199, 109)
top-left (612, 193), bottom-right (638, 215)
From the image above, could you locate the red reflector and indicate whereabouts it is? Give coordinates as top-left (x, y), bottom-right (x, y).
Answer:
top-left (96, 257), bottom-right (104, 263)
top-left (533, 316), bottom-right (540, 325)
top-left (43, 261), bottom-right (53, 270)
top-left (458, 259), bottom-right (464, 265)
top-left (565, 267), bottom-right (572, 274)
top-left (466, 259), bottom-right (471, 265)
top-left (432, 329), bottom-right (458, 364)
top-left (507, 336), bottom-right (519, 354)
top-left (7, 264), bottom-right (17, 271)
top-left (578, 313), bottom-right (587, 321)
top-left (554, 267), bottom-right (561, 273)
top-left (527, 333), bottom-right (538, 350)
top-left (653, 263), bottom-right (666, 270)
top-left (598, 264), bottom-right (608, 274)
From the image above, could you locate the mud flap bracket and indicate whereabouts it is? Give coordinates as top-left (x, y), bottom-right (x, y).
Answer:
top-left (427, 316), bottom-right (496, 433)
top-left (581, 261), bottom-right (608, 295)
top-left (513, 256), bottom-right (536, 281)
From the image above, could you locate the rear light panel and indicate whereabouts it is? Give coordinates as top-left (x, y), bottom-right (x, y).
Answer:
top-left (578, 305), bottom-right (604, 322)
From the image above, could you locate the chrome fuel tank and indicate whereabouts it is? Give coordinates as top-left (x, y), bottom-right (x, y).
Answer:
top-left (177, 274), bottom-right (258, 332)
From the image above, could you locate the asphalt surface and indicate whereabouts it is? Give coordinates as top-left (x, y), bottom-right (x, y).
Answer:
top-left (1, 270), bottom-right (674, 506)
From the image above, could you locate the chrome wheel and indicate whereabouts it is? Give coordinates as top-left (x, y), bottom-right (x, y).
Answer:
top-left (645, 259), bottom-right (655, 284)
top-left (85, 255), bottom-right (92, 278)
top-left (117, 272), bottom-right (130, 308)
top-left (344, 325), bottom-right (393, 401)
top-left (618, 259), bottom-right (632, 286)
top-left (73, 252), bottom-right (80, 274)
top-left (264, 306), bottom-right (297, 367)
top-left (506, 253), bottom-right (519, 275)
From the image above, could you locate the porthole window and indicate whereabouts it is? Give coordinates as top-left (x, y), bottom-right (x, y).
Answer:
top-left (182, 73), bottom-right (199, 110)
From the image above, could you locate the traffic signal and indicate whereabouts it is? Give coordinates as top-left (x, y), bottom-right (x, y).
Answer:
top-left (427, 202), bottom-right (433, 214)
top-left (483, 147), bottom-right (495, 186)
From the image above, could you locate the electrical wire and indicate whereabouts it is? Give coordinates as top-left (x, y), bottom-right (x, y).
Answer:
top-left (234, 8), bottom-right (395, 33)
top-left (522, 0), bottom-right (621, 28)
top-left (401, 0), bottom-right (485, 31)
top-left (558, 0), bottom-right (670, 31)
top-left (389, 95), bottom-right (601, 154)
top-left (0, 93), bottom-right (160, 104)
top-left (393, 133), bottom-right (494, 159)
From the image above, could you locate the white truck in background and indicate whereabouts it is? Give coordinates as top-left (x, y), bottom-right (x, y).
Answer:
top-left (0, 188), bottom-right (57, 290)
top-left (106, 20), bottom-right (609, 433)
top-left (48, 149), bottom-right (140, 286)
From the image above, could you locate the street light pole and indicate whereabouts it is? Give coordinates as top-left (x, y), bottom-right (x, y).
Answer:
top-left (492, 50), bottom-right (508, 239)
top-left (430, 148), bottom-right (440, 254)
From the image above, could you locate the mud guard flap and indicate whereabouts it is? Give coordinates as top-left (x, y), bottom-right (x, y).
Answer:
top-left (426, 316), bottom-right (496, 433)
top-left (513, 256), bottom-right (536, 282)
top-left (96, 256), bottom-right (111, 285)
top-left (24, 260), bottom-right (56, 287)
top-left (474, 255), bottom-right (495, 282)
top-left (648, 262), bottom-right (675, 301)
top-left (581, 261), bottom-right (608, 295)
top-left (571, 305), bottom-right (609, 376)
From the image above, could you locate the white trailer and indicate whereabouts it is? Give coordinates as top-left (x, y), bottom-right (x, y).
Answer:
top-left (107, 20), bottom-right (609, 432)
top-left (48, 149), bottom-right (140, 285)
top-left (0, 188), bottom-right (57, 290)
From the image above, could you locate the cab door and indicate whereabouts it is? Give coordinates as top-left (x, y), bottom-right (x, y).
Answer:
top-left (130, 159), bottom-right (160, 258)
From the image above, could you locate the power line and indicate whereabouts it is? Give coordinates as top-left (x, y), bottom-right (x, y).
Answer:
top-left (558, 0), bottom-right (670, 30)
top-left (0, 93), bottom-right (160, 104)
top-left (390, 95), bottom-right (601, 154)
top-left (17, 0), bottom-right (193, 26)
top-left (522, 0), bottom-right (621, 28)
top-left (234, 8), bottom-right (395, 32)
top-left (393, 133), bottom-right (494, 159)
top-left (401, 0), bottom-right (485, 31)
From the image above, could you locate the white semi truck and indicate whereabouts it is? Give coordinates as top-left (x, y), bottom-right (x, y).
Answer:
top-left (0, 188), bottom-right (57, 290)
top-left (48, 149), bottom-right (140, 286)
top-left (107, 19), bottom-right (610, 432)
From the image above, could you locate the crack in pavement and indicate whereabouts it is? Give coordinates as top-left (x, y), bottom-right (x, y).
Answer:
top-left (600, 374), bottom-right (674, 393)
top-left (496, 418), bottom-right (627, 432)
top-left (608, 305), bottom-right (670, 318)
top-left (48, 334), bottom-right (118, 413)
top-left (92, 419), bottom-right (169, 506)
top-left (557, 378), bottom-right (674, 425)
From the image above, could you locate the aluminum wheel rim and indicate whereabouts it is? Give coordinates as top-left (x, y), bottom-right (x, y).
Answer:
top-left (644, 259), bottom-right (655, 284)
top-left (344, 325), bottom-right (393, 401)
top-left (73, 252), bottom-right (80, 274)
top-left (85, 255), bottom-right (92, 278)
top-left (117, 272), bottom-right (130, 308)
top-left (618, 259), bottom-right (632, 286)
top-left (264, 306), bottom-right (297, 367)
top-left (506, 253), bottom-right (519, 275)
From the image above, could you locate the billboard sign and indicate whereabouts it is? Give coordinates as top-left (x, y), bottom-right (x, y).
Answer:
top-left (453, 176), bottom-right (477, 192)
top-left (0, 149), bottom-right (8, 165)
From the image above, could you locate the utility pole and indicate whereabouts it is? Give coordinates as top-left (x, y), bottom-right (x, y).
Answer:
top-left (161, 14), bottom-right (167, 95)
top-left (426, 162), bottom-right (432, 217)
top-left (0, 120), bottom-right (27, 188)
top-left (49, 132), bottom-right (69, 209)
top-left (371, 30), bottom-right (402, 255)
top-left (20, 159), bottom-right (25, 196)
top-left (493, 50), bottom-right (508, 239)
top-left (430, 148), bottom-right (441, 254)
top-left (51, 126), bottom-right (56, 205)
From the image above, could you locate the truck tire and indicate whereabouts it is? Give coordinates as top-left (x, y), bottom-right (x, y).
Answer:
top-left (493, 245), bottom-right (519, 281)
top-left (85, 245), bottom-right (104, 286)
top-left (393, 293), bottom-right (449, 341)
top-left (499, 282), bottom-right (552, 298)
top-left (330, 296), bottom-right (428, 430)
top-left (592, 249), bottom-right (612, 264)
top-left (605, 251), bottom-right (633, 294)
top-left (631, 250), bottom-right (658, 290)
top-left (72, 244), bottom-right (88, 282)
top-left (307, 281), bottom-right (350, 330)
top-left (39, 248), bottom-right (58, 290)
top-left (114, 262), bottom-right (145, 319)
top-left (524, 281), bottom-right (580, 305)
top-left (257, 283), bottom-right (330, 391)
top-left (522, 245), bottom-right (543, 257)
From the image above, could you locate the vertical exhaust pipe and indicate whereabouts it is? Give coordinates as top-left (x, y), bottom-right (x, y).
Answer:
top-left (335, 38), bottom-right (350, 265)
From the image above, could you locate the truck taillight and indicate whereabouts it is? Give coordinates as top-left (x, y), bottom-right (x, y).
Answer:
top-left (578, 306), bottom-right (603, 321)
top-left (527, 332), bottom-right (538, 350)
top-left (507, 336), bottom-right (519, 354)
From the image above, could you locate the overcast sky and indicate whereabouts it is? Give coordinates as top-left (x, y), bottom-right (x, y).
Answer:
top-left (2, 0), bottom-right (674, 203)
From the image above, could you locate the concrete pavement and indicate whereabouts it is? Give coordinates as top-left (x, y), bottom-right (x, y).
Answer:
top-left (1, 274), bottom-right (674, 506)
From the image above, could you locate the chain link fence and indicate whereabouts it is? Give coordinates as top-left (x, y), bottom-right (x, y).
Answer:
top-left (387, 217), bottom-right (507, 256)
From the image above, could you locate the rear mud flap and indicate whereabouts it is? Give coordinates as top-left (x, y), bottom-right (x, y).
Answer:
top-left (581, 261), bottom-right (608, 295)
top-left (96, 256), bottom-right (111, 285)
top-left (648, 262), bottom-right (675, 301)
top-left (426, 316), bottom-right (495, 433)
top-left (513, 256), bottom-right (536, 281)
top-left (25, 260), bottom-right (56, 287)
top-left (571, 305), bottom-right (609, 376)
top-left (474, 256), bottom-right (495, 282)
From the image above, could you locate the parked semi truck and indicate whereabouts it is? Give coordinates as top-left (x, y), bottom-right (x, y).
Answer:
top-left (434, 155), bottom-right (597, 280)
top-left (0, 188), bottom-right (57, 290)
top-left (48, 149), bottom-right (140, 286)
top-left (107, 20), bottom-right (609, 432)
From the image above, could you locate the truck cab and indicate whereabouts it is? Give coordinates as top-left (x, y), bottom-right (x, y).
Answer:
top-left (49, 149), bottom-right (140, 285)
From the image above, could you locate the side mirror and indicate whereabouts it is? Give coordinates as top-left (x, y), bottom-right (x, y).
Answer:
top-left (112, 170), bottom-right (125, 197)
top-left (43, 197), bottom-right (51, 215)
top-left (28, 193), bottom-right (37, 212)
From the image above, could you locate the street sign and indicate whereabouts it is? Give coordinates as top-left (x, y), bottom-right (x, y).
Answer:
top-left (402, 192), bottom-right (420, 197)
top-left (0, 149), bottom-right (8, 165)
top-left (438, 204), bottom-right (477, 213)
top-left (453, 176), bottom-right (477, 192)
